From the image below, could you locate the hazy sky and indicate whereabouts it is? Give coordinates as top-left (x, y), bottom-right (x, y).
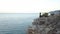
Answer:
top-left (0, 0), bottom-right (60, 13)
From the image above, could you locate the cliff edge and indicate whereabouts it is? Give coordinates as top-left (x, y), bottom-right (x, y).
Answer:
top-left (28, 10), bottom-right (60, 34)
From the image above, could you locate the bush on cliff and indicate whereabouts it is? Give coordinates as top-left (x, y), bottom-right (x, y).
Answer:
top-left (42, 13), bottom-right (48, 17)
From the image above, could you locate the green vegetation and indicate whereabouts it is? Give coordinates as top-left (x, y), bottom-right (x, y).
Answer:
top-left (51, 13), bottom-right (54, 16)
top-left (39, 13), bottom-right (48, 17)
top-left (42, 13), bottom-right (48, 17)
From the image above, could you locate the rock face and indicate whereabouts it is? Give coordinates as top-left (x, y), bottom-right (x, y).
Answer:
top-left (27, 11), bottom-right (60, 34)
top-left (49, 10), bottom-right (60, 16)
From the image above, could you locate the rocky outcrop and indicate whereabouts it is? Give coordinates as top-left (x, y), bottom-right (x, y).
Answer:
top-left (28, 11), bottom-right (60, 34)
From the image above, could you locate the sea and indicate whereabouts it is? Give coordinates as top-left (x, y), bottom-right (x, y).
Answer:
top-left (0, 13), bottom-right (39, 34)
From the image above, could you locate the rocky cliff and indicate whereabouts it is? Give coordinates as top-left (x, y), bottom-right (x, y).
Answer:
top-left (28, 11), bottom-right (60, 34)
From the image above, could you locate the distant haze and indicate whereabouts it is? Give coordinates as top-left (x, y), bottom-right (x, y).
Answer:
top-left (0, 0), bottom-right (60, 13)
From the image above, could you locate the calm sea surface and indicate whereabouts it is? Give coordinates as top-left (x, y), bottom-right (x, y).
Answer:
top-left (0, 13), bottom-right (39, 34)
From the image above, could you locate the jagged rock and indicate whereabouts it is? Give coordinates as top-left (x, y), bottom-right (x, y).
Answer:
top-left (28, 11), bottom-right (60, 34)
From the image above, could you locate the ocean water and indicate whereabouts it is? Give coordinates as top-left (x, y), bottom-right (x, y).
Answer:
top-left (0, 13), bottom-right (39, 34)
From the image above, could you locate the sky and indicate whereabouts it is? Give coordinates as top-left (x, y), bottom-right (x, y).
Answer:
top-left (0, 0), bottom-right (60, 13)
